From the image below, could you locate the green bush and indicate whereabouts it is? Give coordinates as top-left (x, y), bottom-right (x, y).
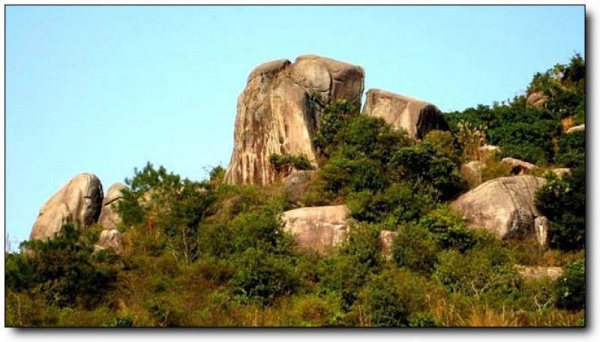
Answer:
top-left (536, 166), bottom-right (585, 251)
top-left (358, 268), bottom-right (430, 327)
top-left (230, 248), bottom-right (299, 307)
top-left (555, 258), bottom-right (585, 311)
top-left (17, 224), bottom-right (117, 309)
top-left (419, 205), bottom-right (477, 252)
top-left (269, 153), bottom-right (314, 173)
top-left (392, 224), bottom-right (440, 275)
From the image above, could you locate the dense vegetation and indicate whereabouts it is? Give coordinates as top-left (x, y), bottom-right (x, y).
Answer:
top-left (5, 55), bottom-right (585, 327)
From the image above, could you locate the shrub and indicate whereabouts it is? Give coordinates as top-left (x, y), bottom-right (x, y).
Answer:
top-left (17, 224), bottom-right (117, 309)
top-left (269, 153), bottom-right (314, 174)
top-left (358, 268), bottom-right (430, 327)
top-left (555, 258), bottom-right (585, 311)
top-left (392, 224), bottom-right (440, 275)
top-left (536, 166), bottom-right (585, 251)
top-left (230, 248), bottom-right (299, 307)
top-left (419, 205), bottom-right (477, 252)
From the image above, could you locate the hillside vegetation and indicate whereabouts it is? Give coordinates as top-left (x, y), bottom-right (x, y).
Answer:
top-left (5, 55), bottom-right (585, 327)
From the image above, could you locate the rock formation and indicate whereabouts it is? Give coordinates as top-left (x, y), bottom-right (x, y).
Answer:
top-left (501, 157), bottom-right (536, 175)
top-left (534, 216), bottom-right (551, 247)
top-left (94, 229), bottom-right (123, 254)
top-left (98, 183), bottom-right (128, 230)
top-left (282, 205), bottom-right (351, 254)
top-left (30, 173), bottom-right (104, 241)
top-left (551, 168), bottom-right (572, 178)
top-left (461, 161), bottom-right (484, 189)
top-left (283, 170), bottom-right (316, 204)
top-left (526, 91), bottom-right (549, 109)
top-left (379, 230), bottom-right (398, 259)
top-left (224, 55), bottom-right (365, 185)
top-left (515, 265), bottom-right (562, 281)
top-left (450, 176), bottom-right (546, 242)
top-left (362, 89), bottom-right (449, 139)
top-left (566, 124), bottom-right (585, 134)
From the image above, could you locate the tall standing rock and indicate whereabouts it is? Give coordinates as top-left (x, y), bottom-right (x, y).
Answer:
top-left (224, 55), bottom-right (365, 185)
top-left (98, 182), bottom-right (128, 230)
top-left (30, 173), bottom-right (104, 241)
top-left (450, 175), bottom-right (546, 242)
top-left (362, 88), bottom-right (449, 139)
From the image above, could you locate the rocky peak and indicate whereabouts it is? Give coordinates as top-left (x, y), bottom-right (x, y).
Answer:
top-left (223, 55), bottom-right (365, 185)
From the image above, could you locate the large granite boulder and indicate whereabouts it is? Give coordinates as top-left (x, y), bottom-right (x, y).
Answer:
top-left (30, 173), bottom-right (104, 241)
top-left (282, 205), bottom-right (351, 254)
top-left (450, 176), bottom-right (546, 241)
top-left (461, 161), bottom-right (484, 189)
top-left (362, 88), bottom-right (449, 139)
top-left (94, 229), bottom-right (123, 254)
top-left (501, 157), bottom-right (536, 175)
top-left (98, 183), bottom-right (128, 230)
top-left (526, 91), bottom-right (549, 109)
top-left (224, 55), bottom-right (365, 185)
top-left (566, 124), bottom-right (585, 134)
top-left (379, 230), bottom-right (398, 259)
top-left (283, 170), bottom-right (317, 204)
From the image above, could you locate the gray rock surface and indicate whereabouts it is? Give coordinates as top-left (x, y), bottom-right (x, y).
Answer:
top-left (526, 91), bottom-right (549, 109)
top-left (94, 229), bottom-right (123, 254)
top-left (461, 161), bottom-right (484, 189)
top-left (362, 88), bottom-right (449, 139)
top-left (283, 170), bottom-right (316, 204)
top-left (450, 176), bottom-right (546, 241)
top-left (566, 124), bottom-right (585, 134)
top-left (282, 205), bottom-right (351, 254)
top-left (379, 230), bottom-right (398, 259)
top-left (534, 216), bottom-right (551, 247)
top-left (30, 173), bottom-right (103, 241)
top-left (515, 265), bottom-right (563, 281)
top-left (502, 157), bottom-right (536, 175)
top-left (98, 183), bottom-right (128, 230)
top-left (224, 55), bottom-right (365, 185)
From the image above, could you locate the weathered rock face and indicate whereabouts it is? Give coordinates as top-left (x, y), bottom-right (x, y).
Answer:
top-left (282, 205), bottom-right (351, 255)
top-left (450, 176), bottom-right (546, 241)
top-left (30, 173), bottom-right (104, 241)
top-left (461, 161), bottom-right (484, 189)
top-left (98, 183), bottom-right (128, 230)
top-left (362, 89), bottom-right (449, 139)
top-left (515, 265), bottom-right (563, 281)
top-left (379, 230), bottom-right (398, 259)
top-left (566, 124), bottom-right (585, 134)
top-left (502, 157), bottom-right (536, 175)
top-left (224, 55), bottom-right (365, 185)
top-left (283, 170), bottom-right (316, 204)
top-left (534, 216), bottom-right (551, 247)
top-left (526, 91), bottom-right (549, 109)
top-left (94, 229), bottom-right (123, 254)
top-left (552, 168), bottom-right (572, 178)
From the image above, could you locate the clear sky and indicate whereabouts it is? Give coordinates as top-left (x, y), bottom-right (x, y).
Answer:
top-left (4, 5), bottom-right (585, 245)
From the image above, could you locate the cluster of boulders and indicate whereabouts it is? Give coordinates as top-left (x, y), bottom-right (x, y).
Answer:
top-left (29, 55), bottom-right (576, 263)
top-left (29, 173), bottom-right (126, 254)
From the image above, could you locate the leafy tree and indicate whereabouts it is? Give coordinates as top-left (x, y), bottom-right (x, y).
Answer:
top-left (555, 258), bottom-right (585, 311)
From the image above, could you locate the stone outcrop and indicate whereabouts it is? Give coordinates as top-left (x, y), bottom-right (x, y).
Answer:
top-left (526, 91), bottom-right (549, 109)
top-left (450, 176), bottom-right (546, 242)
top-left (94, 229), bottom-right (123, 254)
top-left (379, 230), bottom-right (398, 259)
top-left (534, 216), bottom-right (551, 247)
top-left (224, 55), bottom-right (365, 185)
top-left (551, 168), bottom-right (572, 178)
top-left (30, 173), bottom-right (104, 241)
top-left (502, 157), bottom-right (536, 175)
top-left (362, 89), bottom-right (449, 139)
top-left (98, 183), bottom-right (128, 230)
top-left (515, 265), bottom-right (563, 281)
top-left (461, 161), bottom-right (484, 189)
top-left (566, 124), bottom-right (585, 134)
top-left (283, 170), bottom-right (316, 204)
top-left (282, 205), bottom-right (351, 254)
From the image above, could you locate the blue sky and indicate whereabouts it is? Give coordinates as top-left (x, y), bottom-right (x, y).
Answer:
top-left (4, 5), bottom-right (585, 245)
